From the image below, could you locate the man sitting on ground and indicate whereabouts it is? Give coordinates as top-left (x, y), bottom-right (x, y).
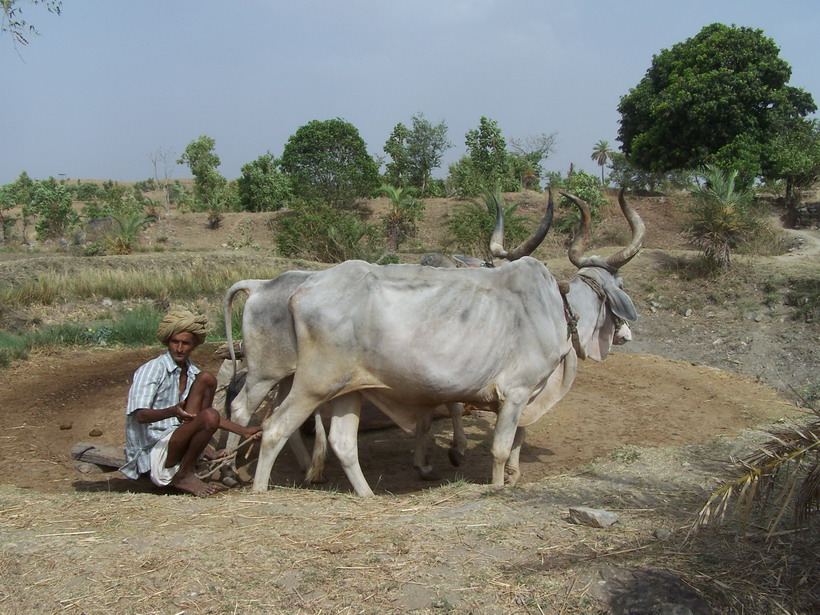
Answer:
top-left (119, 310), bottom-right (261, 496)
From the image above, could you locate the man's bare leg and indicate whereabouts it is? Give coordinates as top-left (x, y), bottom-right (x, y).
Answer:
top-left (165, 406), bottom-right (222, 496)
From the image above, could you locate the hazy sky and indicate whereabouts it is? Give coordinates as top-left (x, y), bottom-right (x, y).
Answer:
top-left (2, 1), bottom-right (818, 186)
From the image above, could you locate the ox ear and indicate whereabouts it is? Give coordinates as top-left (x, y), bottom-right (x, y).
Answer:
top-left (601, 278), bottom-right (638, 322)
top-left (452, 254), bottom-right (486, 268)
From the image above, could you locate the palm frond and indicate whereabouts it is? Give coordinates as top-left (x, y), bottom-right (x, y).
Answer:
top-left (690, 414), bottom-right (820, 538)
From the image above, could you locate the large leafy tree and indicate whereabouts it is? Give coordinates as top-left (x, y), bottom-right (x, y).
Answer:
top-left (383, 113), bottom-right (451, 195)
top-left (618, 23), bottom-right (817, 181)
top-left (280, 118), bottom-right (380, 208)
top-left (237, 153), bottom-right (291, 212)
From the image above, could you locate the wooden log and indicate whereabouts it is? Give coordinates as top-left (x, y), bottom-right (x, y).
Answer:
top-left (71, 442), bottom-right (126, 472)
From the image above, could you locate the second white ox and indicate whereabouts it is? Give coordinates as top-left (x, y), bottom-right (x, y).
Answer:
top-left (252, 190), bottom-right (645, 494)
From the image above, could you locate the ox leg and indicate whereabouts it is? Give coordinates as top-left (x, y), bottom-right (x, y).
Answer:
top-left (490, 397), bottom-right (527, 489)
top-left (447, 402), bottom-right (467, 467)
top-left (252, 393), bottom-right (321, 493)
top-left (222, 377), bottom-right (277, 486)
top-left (271, 378), bottom-right (313, 472)
top-left (504, 426), bottom-right (526, 487)
top-left (305, 410), bottom-right (328, 484)
top-left (413, 411), bottom-right (437, 481)
top-left (327, 394), bottom-right (374, 497)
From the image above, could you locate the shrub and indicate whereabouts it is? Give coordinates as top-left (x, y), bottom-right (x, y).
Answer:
top-left (684, 166), bottom-right (761, 268)
top-left (26, 178), bottom-right (79, 239)
top-left (103, 210), bottom-right (149, 255)
top-left (548, 170), bottom-right (607, 233)
top-left (447, 188), bottom-right (532, 261)
top-left (274, 200), bottom-right (383, 263)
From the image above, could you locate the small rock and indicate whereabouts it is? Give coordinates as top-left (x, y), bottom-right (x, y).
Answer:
top-left (89, 428), bottom-right (103, 437)
top-left (712, 338), bottom-right (724, 346)
top-left (654, 528), bottom-right (672, 541)
top-left (568, 506), bottom-right (619, 528)
top-left (59, 422), bottom-right (73, 430)
top-left (684, 308), bottom-right (693, 317)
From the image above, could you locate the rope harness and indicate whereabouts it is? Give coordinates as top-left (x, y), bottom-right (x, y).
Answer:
top-left (558, 272), bottom-right (622, 361)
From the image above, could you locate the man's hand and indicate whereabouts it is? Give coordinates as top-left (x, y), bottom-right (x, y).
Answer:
top-left (242, 425), bottom-right (263, 441)
top-left (172, 404), bottom-right (195, 422)
top-left (204, 446), bottom-right (230, 460)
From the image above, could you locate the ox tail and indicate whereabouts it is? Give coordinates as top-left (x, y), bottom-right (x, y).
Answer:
top-left (305, 412), bottom-right (328, 484)
top-left (222, 279), bottom-right (259, 418)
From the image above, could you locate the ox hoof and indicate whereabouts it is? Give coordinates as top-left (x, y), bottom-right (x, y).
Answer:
top-left (447, 447), bottom-right (464, 467)
top-left (503, 470), bottom-right (520, 488)
top-left (221, 469), bottom-right (242, 489)
top-left (415, 466), bottom-right (440, 482)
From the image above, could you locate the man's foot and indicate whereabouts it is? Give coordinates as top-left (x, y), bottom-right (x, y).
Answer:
top-left (171, 472), bottom-right (226, 497)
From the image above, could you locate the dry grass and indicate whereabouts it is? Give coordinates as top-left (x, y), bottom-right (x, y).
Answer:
top-left (2, 438), bottom-right (818, 614)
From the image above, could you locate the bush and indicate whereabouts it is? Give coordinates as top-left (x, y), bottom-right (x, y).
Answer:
top-left (76, 182), bottom-right (102, 201)
top-left (447, 189), bottom-right (533, 261)
top-left (548, 170), bottom-right (607, 233)
top-left (274, 200), bottom-right (383, 263)
top-left (26, 178), bottom-right (79, 240)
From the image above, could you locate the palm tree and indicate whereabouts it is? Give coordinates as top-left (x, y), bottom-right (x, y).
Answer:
top-left (685, 165), bottom-right (757, 268)
top-left (378, 184), bottom-right (424, 253)
top-left (590, 140), bottom-right (613, 185)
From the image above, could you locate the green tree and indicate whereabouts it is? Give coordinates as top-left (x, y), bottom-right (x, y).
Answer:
top-left (378, 184), bottom-right (424, 253)
top-left (0, 171), bottom-right (35, 242)
top-left (383, 123), bottom-right (411, 188)
top-left (685, 165), bottom-right (758, 268)
top-left (1, 0), bottom-right (60, 46)
top-left (761, 117), bottom-right (820, 221)
top-left (237, 153), bottom-right (292, 212)
top-left (384, 113), bottom-right (451, 195)
top-left (27, 177), bottom-right (78, 239)
top-left (590, 140), bottom-right (614, 185)
top-left (618, 23), bottom-right (817, 182)
top-left (0, 184), bottom-right (16, 242)
top-left (280, 118), bottom-right (380, 208)
top-left (177, 135), bottom-right (227, 209)
top-left (465, 116), bottom-right (509, 189)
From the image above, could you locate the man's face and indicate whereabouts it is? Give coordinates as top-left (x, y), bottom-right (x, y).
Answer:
top-left (167, 332), bottom-right (198, 366)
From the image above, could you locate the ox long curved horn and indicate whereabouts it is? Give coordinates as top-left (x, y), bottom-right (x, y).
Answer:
top-left (562, 190), bottom-right (593, 269)
top-left (563, 188), bottom-right (645, 270)
top-left (489, 190), bottom-right (554, 261)
top-left (605, 189), bottom-right (645, 269)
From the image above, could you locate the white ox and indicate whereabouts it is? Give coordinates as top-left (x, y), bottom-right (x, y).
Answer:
top-left (222, 270), bottom-right (467, 484)
top-left (252, 190), bottom-right (644, 494)
top-left (221, 196), bottom-right (555, 486)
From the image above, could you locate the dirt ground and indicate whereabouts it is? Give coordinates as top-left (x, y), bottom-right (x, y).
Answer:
top-left (0, 190), bottom-right (818, 614)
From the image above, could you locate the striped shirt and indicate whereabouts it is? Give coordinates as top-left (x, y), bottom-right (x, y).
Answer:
top-left (119, 351), bottom-right (200, 479)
